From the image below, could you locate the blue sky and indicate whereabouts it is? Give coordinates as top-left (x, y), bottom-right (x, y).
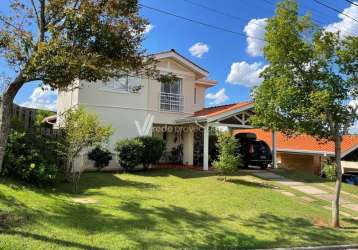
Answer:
top-left (1, 0), bottom-right (357, 110)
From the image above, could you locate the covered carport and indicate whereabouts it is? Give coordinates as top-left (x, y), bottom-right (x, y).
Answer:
top-left (176, 102), bottom-right (277, 171)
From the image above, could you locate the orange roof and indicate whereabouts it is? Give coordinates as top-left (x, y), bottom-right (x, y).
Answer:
top-left (193, 101), bottom-right (253, 117)
top-left (235, 128), bottom-right (358, 157)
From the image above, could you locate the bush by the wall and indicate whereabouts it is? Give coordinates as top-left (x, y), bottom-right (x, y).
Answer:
top-left (88, 147), bottom-right (113, 171)
top-left (322, 163), bottom-right (336, 181)
top-left (137, 136), bottom-right (166, 170)
top-left (213, 134), bottom-right (242, 181)
top-left (115, 138), bottom-right (144, 172)
top-left (2, 130), bottom-right (60, 186)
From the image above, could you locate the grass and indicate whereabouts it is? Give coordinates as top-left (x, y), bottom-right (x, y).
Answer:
top-left (0, 168), bottom-right (357, 249)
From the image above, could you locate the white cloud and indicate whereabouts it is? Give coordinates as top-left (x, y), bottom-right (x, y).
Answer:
top-left (325, 2), bottom-right (358, 38)
top-left (244, 18), bottom-right (267, 57)
top-left (189, 42), bottom-right (209, 58)
top-left (226, 61), bottom-right (267, 87)
top-left (206, 88), bottom-right (229, 105)
top-left (144, 24), bottom-right (155, 34)
top-left (21, 87), bottom-right (58, 111)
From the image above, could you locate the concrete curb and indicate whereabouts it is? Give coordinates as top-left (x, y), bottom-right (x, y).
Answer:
top-left (256, 244), bottom-right (358, 250)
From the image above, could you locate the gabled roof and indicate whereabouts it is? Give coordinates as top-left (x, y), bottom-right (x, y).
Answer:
top-left (193, 101), bottom-right (253, 118)
top-left (235, 128), bottom-right (358, 158)
top-left (153, 49), bottom-right (209, 77)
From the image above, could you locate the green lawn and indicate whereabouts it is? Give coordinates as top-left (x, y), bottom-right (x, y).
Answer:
top-left (0, 169), bottom-right (357, 249)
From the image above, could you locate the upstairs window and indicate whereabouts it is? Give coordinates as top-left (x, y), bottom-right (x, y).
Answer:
top-left (161, 79), bottom-right (182, 94)
top-left (160, 79), bottom-right (184, 112)
top-left (102, 75), bottom-right (138, 92)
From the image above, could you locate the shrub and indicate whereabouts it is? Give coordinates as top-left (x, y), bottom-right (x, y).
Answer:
top-left (213, 134), bottom-right (242, 181)
top-left (137, 136), bottom-right (166, 170)
top-left (322, 163), bottom-right (336, 181)
top-left (59, 106), bottom-right (113, 180)
top-left (115, 138), bottom-right (144, 172)
top-left (88, 147), bottom-right (113, 171)
top-left (2, 130), bottom-right (60, 187)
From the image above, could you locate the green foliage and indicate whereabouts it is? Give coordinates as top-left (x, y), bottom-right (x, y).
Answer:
top-left (60, 106), bottom-right (113, 174)
top-left (322, 163), bottom-right (337, 181)
top-left (115, 138), bottom-right (144, 172)
top-left (251, 0), bottom-right (357, 227)
top-left (252, 0), bottom-right (358, 140)
top-left (34, 110), bottom-right (54, 127)
top-left (88, 147), bottom-right (113, 171)
top-left (0, 0), bottom-right (159, 88)
top-left (2, 130), bottom-right (59, 186)
top-left (213, 134), bottom-right (242, 181)
top-left (137, 136), bottom-right (166, 170)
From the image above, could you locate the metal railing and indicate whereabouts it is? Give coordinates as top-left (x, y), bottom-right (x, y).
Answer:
top-left (159, 92), bottom-right (184, 112)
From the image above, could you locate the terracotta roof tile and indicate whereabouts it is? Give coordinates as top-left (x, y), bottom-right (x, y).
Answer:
top-left (235, 128), bottom-right (358, 156)
top-left (193, 101), bottom-right (253, 117)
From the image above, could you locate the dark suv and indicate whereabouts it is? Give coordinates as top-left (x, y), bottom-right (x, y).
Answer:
top-left (235, 133), bottom-right (272, 169)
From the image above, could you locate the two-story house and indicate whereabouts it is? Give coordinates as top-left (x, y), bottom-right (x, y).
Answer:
top-left (56, 49), bottom-right (218, 169)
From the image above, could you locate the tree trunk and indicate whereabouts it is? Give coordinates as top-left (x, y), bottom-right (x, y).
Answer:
top-left (0, 76), bottom-right (25, 172)
top-left (332, 136), bottom-right (342, 228)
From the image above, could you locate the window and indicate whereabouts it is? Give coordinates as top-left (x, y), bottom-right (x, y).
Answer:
top-left (102, 75), bottom-right (138, 92)
top-left (160, 79), bottom-right (184, 112)
top-left (161, 79), bottom-right (182, 94)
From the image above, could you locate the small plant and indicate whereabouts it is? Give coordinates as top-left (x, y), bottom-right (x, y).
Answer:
top-left (137, 136), bottom-right (166, 170)
top-left (115, 138), bottom-right (144, 172)
top-left (213, 134), bottom-right (242, 181)
top-left (88, 147), bottom-right (113, 171)
top-left (322, 163), bottom-right (336, 181)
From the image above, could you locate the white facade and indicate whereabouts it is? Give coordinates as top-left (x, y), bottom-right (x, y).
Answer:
top-left (56, 50), bottom-right (217, 169)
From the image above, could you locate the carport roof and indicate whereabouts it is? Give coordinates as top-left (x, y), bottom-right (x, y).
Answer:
top-left (192, 101), bottom-right (253, 118)
top-left (236, 128), bottom-right (358, 158)
top-left (176, 101), bottom-right (254, 125)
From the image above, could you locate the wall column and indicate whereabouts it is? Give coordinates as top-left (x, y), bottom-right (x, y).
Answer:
top-left (203, 124), bottom-right (209, 171)
top-left (272, 130), bottom-right (277, 168)
top-left (183, 128), bottom-right (194, 165)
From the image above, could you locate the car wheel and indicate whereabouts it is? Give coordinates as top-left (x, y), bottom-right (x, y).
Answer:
top-left (260, 164), bottom-right (268, 170)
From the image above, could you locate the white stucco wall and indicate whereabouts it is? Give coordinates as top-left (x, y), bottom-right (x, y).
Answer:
top-left (56, 55), bottom-right (214, 169)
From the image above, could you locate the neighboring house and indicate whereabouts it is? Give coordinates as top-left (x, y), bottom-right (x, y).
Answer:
top-left (236, 128), bottom-right (358, 175)
top-left (11, 104), bottom-right (56, 130)
top-left (56, 49), bottom-right (218, 169)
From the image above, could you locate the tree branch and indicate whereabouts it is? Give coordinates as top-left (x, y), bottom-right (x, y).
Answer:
top-left (30, 0), bottom-right (41, 30)
top-left (39, 0), bottom-right (46, 42)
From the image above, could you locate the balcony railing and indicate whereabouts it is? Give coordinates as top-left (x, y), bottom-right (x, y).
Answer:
top-left (160, 92), bottom-right (184, 112)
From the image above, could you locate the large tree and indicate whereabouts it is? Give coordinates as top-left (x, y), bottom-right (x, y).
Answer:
top-left (0, 0), bottom-right (161, 170)
top-left (252, 0), bottom-right (357, 228)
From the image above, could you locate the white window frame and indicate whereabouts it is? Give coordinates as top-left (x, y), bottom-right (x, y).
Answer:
top-left (101, 75), bottom-right (138, 93)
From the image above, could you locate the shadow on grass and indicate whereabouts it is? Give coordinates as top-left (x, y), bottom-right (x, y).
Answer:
top-left (342, 217), bottom-right (358, 229)
top-left (134, 168), bottom-right (216, 179)
top-left (0, 230), bottom-right (106, 250)
top-left (243, 213), bottom-right (358, 247)
top-left (0, 191), bottom-right (35, 230)
top-left (54, 172), bottom-right (159, 194)
top-left (44, 200), bottom-right (271, 249)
